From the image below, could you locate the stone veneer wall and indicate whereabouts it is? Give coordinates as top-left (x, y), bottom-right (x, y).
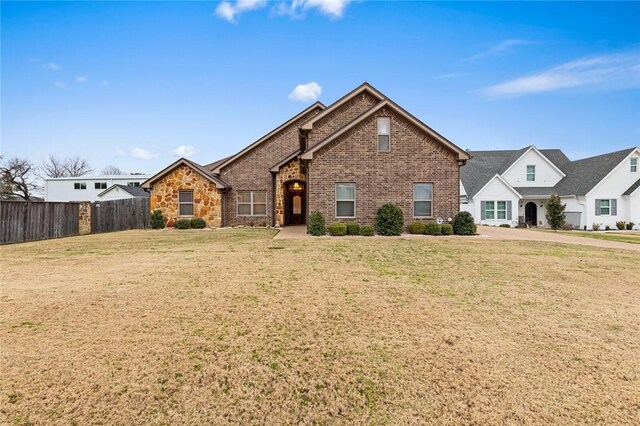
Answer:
top-left (149, 165), bottom-right (222, 228)
top-left (78, 202), bottom-right (91, 235)
top-left (274, 159), bottom-right (306, 226)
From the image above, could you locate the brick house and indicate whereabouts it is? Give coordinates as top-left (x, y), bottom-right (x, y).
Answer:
top-left (142, 83), bottom-right (470, 229)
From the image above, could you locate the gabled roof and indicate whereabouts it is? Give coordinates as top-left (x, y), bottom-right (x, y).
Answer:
top-left (141, 158), bottom-right (229, 189)
top-left (553, 148), bottom-right (637, 196)
top-left (204, 156), bottom-right (231, 171)
top-left (474, 174), bottom-right (522, 199)
top-left (98, 184), bottom-right (150, 198)
top-left (300, 100), bottom-right (471, 161)
top-left (211, 102), bottom-right (325, 173)
top-left (623, 178), bottom-right (640, 196)
top-left (270, 149), bottom-right (302, 173)
top-left (501, 145), bottom-right (567, 178)
top-left (300, 82), bottom-right (386, 131)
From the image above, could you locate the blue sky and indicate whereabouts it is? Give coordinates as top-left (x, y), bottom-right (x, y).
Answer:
top-left (2, 1), bottom-right (639, 174)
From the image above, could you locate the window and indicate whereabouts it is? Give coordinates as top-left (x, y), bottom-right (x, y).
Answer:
top-left (128, 182), bottom-right (141, 187)
top-left (413, 183), bottom-right (433, 217)
top-left (497, 201), bottom-right (507, 220)
top-left (74, 182), bottom-right (86, 190)
top-left (595, 199), bottom-right (617, 216)
top-left (237, 191), bottom-right (267, 216)
top-left (526, 165), bottom-right (536, 182)
top-left (95, 182), bottom-right (107, 189)
top-left (377, 117), bottom-right (390, 152)
top-left (336, 184), bottom-right (355, 218)
top-left (632, 158), bottom-right (638, 173)
top-left (484, 201), bottom-right (495, 220)
top-left (178, 190), bottom-right (194, 216)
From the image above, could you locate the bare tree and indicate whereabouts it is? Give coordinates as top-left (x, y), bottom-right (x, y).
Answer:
top-left (40, 155), bottom-right (93, 178)
top-left (0, 156), bottom-right (40, 200)
top-left (101, 165), bottom-right (123, 175)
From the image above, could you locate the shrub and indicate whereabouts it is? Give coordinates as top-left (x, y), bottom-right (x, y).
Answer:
top-left (605, 225), bottom-right (611, 231)
top-left (616, 221), bottom-right (626, 230)
top-left (545, 194), bottom-right (566, 231)
top-left (626, 222), bottom-right (635, 230)
top-left (499, 223), bottom-right (511, 228)
top-left (376, 203), bottom-right (404, 236)
top-left (592, 223), bottom-right (600, 231)
top-left (190, 217), bottom-right (206, 229)
top-left (441, 224), bottom-right (453, 235)
top-left (409, 222), bottom-right (426, 234)
top-left (425, 222), bottom-right (442, 235)
top-left (327, 222), bottom-right (347, 236)
top-left (174, 218), bottom-right (191, 229)
top-left (452, 211), bottom-right (476, 235)
top-left (308, 211), bottom-right (325, 236)
top-left (346, 222), bottom-right (360, 236)
top-left (360, 224), bottom-right (375, 236)
top-left (150, 210), bottom-right (165, 229)
top-left (561, 223), bottom-right (574, 231)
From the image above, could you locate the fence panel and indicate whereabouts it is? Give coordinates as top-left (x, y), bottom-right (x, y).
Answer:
top-left (0, 201), bottom-right (80, 244)
top-left (91, 198), bottom-right (149, 234)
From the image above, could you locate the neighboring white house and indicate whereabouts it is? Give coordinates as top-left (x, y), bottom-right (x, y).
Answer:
top-left (45, 175), bottom-right (152, 202)
top-left (460, 146), bottom-right (640, 230)
top-left (97, 184), bottom-right (150, 201)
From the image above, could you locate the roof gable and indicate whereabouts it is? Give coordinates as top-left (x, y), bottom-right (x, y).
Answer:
top-left (98, 184), bottom-right (149, 198)
top-left (501, 146), bottom-right (567, 178)
top-left (141, 158), bottom-right (229, 189)
top-left (474, 174), bottom-right (522, 199)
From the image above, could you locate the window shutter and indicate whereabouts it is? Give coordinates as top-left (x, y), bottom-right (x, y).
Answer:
top-left (611, 199), bottom-right (617, 216)
top-left (481, 201), bottom-right (486, 220)
top-left (595, 199), bottom-right (601, 216)
top-left (507, 201), bottom-right (512, 220)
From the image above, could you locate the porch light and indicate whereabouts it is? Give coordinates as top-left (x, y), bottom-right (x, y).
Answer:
top-left (293, 182), bottom-right (301, 191)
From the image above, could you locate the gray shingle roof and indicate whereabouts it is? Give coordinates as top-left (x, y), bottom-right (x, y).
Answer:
top-left (513, 187), bottom-right (557, 197)
top-left (100, 184), bottom-right (150, 198)
top-left (623, 178), bottom-right (640, 196)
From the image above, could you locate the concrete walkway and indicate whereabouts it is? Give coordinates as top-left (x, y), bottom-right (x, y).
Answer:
top-left (477, 226), bottom-right (640, 252)
top-left (272, 225), bottom-right (309, 239)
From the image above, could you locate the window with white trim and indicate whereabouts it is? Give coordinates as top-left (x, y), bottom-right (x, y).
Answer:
top-left (377, 117), bottom-right (390, 152)
top-left (336, 183), bottom-right (355, 218)
top-left (497, 201), bottom-right (507, 220)
top-left (178, 190), bottom-right (194, 216)
top-left (237, 191), bottom-right (267, 216)
top-left (128, 182), bottom-right (141, 187)
top-left (526, 165), bottom-right (536, 182)
top-left (484, 201), bottom-right (495, 220)
top-left (95, 182), bottom-right (107, 189)
top-left (597, 199), bottom-right (610, 215)
top-left (74, 182), bottom-right (86, 190)
top-left (413, 183), bottom-right (433, 217)
top-left (631, 158), bottom-right (638, 173)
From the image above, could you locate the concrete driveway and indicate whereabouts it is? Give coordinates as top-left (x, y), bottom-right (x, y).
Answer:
top-left (477, 226), bottom-right (640, 251)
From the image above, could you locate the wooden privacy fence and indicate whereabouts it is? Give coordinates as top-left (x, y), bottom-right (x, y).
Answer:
top-left (0, 198), bottom-right (149, 244)
top-left (91, 198), bottom-right (150, 234)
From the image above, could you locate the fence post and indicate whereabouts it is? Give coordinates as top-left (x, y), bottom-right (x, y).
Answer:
top-left (78, 202), bottom-right (92, 235)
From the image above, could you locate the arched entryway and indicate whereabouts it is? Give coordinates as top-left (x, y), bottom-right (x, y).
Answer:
top-left (525, 202), bottom-right (537, 226)
top-left (284, 180), bottom-right (306, 225)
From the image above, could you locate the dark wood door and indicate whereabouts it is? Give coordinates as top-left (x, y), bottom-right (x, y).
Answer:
top-left (285, 188), bottom-right (305, 225)
top-left (525, 202), bottom-right (537, 226)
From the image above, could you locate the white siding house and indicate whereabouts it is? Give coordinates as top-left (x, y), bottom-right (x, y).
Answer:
top-left (45, 175), bottom-right (152, 202)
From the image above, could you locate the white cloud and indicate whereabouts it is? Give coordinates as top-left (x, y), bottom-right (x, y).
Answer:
top-left (483, 51), bottom-right (640, 98)
top-left (298, 0), bottom-right (351, 18)
top-left (170, 145), bottom-right (196, 157)
top-left (469, 39), bottom-right (534, 60)
top-left (76, 75), bottom-right (87, 83)
top-left (53, 81), bottom-right (66, 89)
top-left (288, 82), bottom-right (322, 102)
top-left (42, 62), bottom-right (61, 71)
top-left (215, 0), bottom-right (267, 22)
top-left (131, 148), bottom-right (159, 160)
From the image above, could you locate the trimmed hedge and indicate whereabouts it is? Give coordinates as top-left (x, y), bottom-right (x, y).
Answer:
top-left (499, 223), bottom-right (511, 228)
top-left (308, 211), bottom-right (325, 236)
top-left (409, 222), bottom-right (426, 234)
top-left (346, 222), bottom-right (360, 236)
top-left (174, 218), bottom-right (191, 229)
top-left (425, 222), bottom-right (442, 236)
top-left (150, 210), bottom-right (165, 229)
top-left (328, 222), bottom-right (347, 236)
top-left (360, 225), bottom-right (374, 236)
top-left (190, 217), bottom-right (206, 229)
top-left (441, 223), bottom-right (453, 235)
top-left (626, 222), bottom-right (635, 230)
top-left (376, 203), bottom-right (404, 236)
top-left (453, 211), bottom-right (476, 235)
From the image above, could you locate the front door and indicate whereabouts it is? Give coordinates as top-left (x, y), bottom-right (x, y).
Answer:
top-left (525, 202), bottom-right (537, 226)
top-left (285, 181), bottom-right (306, 225)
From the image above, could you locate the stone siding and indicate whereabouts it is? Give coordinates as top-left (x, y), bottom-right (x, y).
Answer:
top-left (78, 202), bottom-right (91, 235)
top-left (149, 165), bottom-right (222, 228)
top-left (274, 159), bottom-right (306, 226)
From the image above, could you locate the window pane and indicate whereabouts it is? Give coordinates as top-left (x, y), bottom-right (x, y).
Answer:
top-left (253, 191), bottom-right (266, 203)
top-left (414, 201), bottom-right (431, 217)
top-left (238, 204), bottom-right (251, 215)
top-left (497, 210), bottom-right (506, 220)
top-left (253, 203), bottom-right (267, 216)
top-left (95, 183), bottom-right (101, 189)
top-left (378, 135), bottom-right (390, 152)
top-left (497, 201), bottom-right (506, 210)
top-left (179, 204), bottom-right (194, 216)
top-left (600, 199), bottom-right (610, 208)
top-left (413, 184), bottom-right (432, 201)
top-left (377, 117), bottom-right (390, 135)
top-left (237, 191), bottom-right (251, 203)
top-left (336, 201), bottom-right (355, 217)
top-left (179, 191), bottom-right (193, 203)
top-left (336, 184), bottom-right (355, 200)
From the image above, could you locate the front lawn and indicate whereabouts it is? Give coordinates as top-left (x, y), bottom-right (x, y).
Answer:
top-left (538, 228), bottom-right (640, 244)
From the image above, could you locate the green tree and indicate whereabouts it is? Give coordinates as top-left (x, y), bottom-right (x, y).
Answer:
top-left (545, 195), bottom-right (566, 231)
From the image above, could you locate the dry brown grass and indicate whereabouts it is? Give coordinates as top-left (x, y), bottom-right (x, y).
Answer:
top-left (1, 229), bottom-right (639, 425)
